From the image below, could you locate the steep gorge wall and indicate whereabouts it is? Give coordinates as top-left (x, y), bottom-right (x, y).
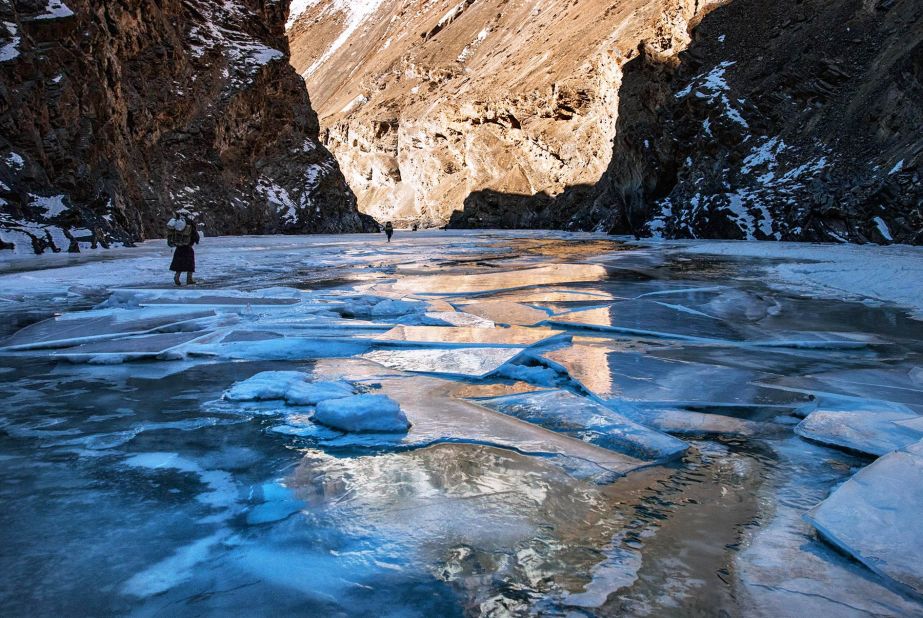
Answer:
top-left (0, 0), bottom-right (374, 255)
top-left (451, 0), bottom-right (923, 243)
top-left (288, 0), bottom-right (720, 228)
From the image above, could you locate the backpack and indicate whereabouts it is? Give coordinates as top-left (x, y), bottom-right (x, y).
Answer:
top-left (166, 217), bottom-right (192, 247)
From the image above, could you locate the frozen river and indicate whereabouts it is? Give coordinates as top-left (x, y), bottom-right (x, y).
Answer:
top-left (1, 231), bottom-right (921, 616)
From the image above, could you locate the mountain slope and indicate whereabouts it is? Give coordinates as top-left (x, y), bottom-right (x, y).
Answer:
top-left (0, 0), bottom-right (375, 255)
top-left (288, 0), bottom-right (722, 227)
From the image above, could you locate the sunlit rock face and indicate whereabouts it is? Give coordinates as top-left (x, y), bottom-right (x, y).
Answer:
top-left (287, 0), bottom-right (720, 228)
top-left (0, 0), bottom-right (376, 254)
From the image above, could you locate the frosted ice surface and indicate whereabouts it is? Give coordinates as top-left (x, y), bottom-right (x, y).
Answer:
top-left (543, 344), bottom-right (811, 408)
top-left (361, 347), bottom-right (525, 378)
top-left (457, 301), bottom-right (550, 326)
top-left (374, 325), bottom-right (566, 347)
top-left (806, 438), bottom-right (923, 598)
top-left (764, 365), bottom-right (923, 408)
top-left (548, 299), bottom-right (743, 341)
top-left (796, 407), bottom-right (922, 456)
top-left (477, 390), bottom-right (688, 461)
top-left (246, 483), bottom-right (304, 525)
top-left (314, 394), bottom-right (410, 433)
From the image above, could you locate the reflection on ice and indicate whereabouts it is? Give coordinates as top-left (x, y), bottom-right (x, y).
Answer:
top-left (2, 231), bottom-right (922, 614)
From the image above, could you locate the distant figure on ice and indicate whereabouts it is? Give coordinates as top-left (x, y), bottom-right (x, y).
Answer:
top-left (166, 209), bottom-right (200, 286)
top-left (384, 221), bottom-right (394, 242)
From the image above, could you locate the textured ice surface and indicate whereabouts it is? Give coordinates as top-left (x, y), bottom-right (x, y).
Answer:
top-left (806, 439), bottom-right (923, 598)
top-left (391, 263), bottom-right (608, 295)
top-left (361, 347), bottom-right (525, 377)
top-left (224, 371), bottom-right (354, 406)
top-left (2, 232), bottom-right (922, 614)
top-left (543, 343), bottom-right (811, 409)
top-left (331, 376), bottom-right (651, 478)
top-left (548, 299), bottom-right (743, 341)
top-left (314, 393), bottom-right (409, 433)
top-left (457, 301), bottom-right (550, 326)
top-left (374, 325), bottom-right (565, 347)
top-left (0, 308), bottom-right (214, 350)
top-left (796, 406), bottom-right (922, 456)
top-left (477, 390), bottom-right (688, 461)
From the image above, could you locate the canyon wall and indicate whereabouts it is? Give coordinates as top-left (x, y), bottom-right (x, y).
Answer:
top-left (293, 0), bottom-right (921, 243)
top-left (0, 0), bottom-right (375, 254)
top-left (289, 0), bottom-right (721, 228)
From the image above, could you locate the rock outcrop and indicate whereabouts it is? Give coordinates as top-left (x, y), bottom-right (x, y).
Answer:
top-left (288, 0), bottom-right (720, 228)
top-left (0, 0), bottom-right (375, 255)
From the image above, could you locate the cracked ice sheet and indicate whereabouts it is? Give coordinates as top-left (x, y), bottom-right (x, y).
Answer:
top-left (761, 365), bottom-right (923, 410)
top-left (547, 299), bottom-right (744, 342)
top-left (454, 301), bottom-right (551, 326)
top-left (319, 374), bottom-right (651, 479)
top-left (795, 405), bottom-right (922, 457)
top-left (475, 390), bottom-right (688, 461)
top-left (0, 307), bottom-right (215, 350)
top-left (542, 342), bottom-right (812, 409)
top-left (736, 437), bottom-right (923, 616)
top-left (805, 439), bottom-right (923, 599)
top-left (361, 347), bottom-right (525, 378)
top-left (373, 325), bottom-right (566, 348)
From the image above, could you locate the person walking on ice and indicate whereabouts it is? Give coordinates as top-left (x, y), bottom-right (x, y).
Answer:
top-left (166, 209), bottom-right (200, 286)
top-left (384, 221), bottom-right (394, 243)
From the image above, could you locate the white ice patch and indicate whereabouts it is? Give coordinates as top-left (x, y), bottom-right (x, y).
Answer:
top-left (5, 151), bottom-right (24, 170)
top-left (675, 61), bottom-right (749, 128)
top-left (34, 0), bottom-right (74, 20)
top-left (313, 393), bottom-right (410, 433)
top-left (0, 21), bottom-right (20, 62)
top-left (224, 371), bottom-right (355, 406)
top-left (293, 0), bottom-right (386, 76)
top-left (873, 216), bottom-right (893, 242)
top-left (29, 194), bottom-right (69, 218)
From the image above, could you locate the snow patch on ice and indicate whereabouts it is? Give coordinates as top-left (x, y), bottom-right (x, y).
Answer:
top-left (313, 393), bottom-right (410, 433)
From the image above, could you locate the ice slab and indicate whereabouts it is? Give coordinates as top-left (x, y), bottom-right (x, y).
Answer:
top-left (476, 390), bottom-right (687, 461)
top-left (330, 376), bottom-right (650, 478)
top-left (543, 343), bottom-right (811, 409)
top-left (806, 439), bottom-right (923, 598)
top-left (623, 408), bottom-right (789, 438)
top-left (476, 288), bottom-right (618, 303)
top-left (796, 408), bottom-right (922, 457)
top-left (456, 301), bottom-right (550, 326)
top-left (374, 325), bottom-right (566, 348)
top-left (224, 372), bottom-right (354, 406)
top-left (142, 295), bottom-right (300, 307)
top-left (314, 394), bottom-right (410, 433)
top-left (49, 331), bottom-right (208, 361)
top-left (548, 299), bottom-right (742, 341)
top-left (422, 311), bottom-right (494, 327)
top-left (762, 365), bottom-right (923, 409)
top-left (361, 347), bottom-right (525, 378)
top-left (0, 308), bottom-right (214, 351)
top-left (391, 263), bottom-right (608, 295)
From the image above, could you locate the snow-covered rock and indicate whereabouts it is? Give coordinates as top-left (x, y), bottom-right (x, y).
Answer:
top-left (313, 394), bottom-right (410, 433)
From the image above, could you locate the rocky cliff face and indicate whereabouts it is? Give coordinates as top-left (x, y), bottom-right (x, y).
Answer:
top-left (293, 0), bottom-right (921, 243)
top-left (0, 0), bottom-right (375, 255)
top-left (288, 0), bottom-right (722, 228)
top-left (576, 0), bottom-right (923, 244)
